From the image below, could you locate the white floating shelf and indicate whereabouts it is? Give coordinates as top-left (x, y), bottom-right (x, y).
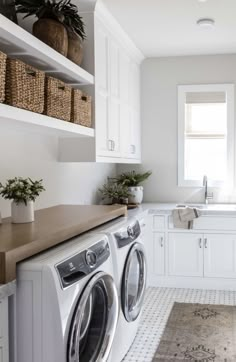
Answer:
top-left (0, 104), bottom-right (95, 138)
top-left (0, 15), bottom-right (94, 86)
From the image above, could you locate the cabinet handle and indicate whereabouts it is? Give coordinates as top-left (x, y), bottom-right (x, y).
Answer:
top-left (131, 144), bottom-right (136, 154)
top-left (108, 139), bottom-right (113, 151)
top-left (204, 238), bottom-right (208, 248)
top-left (199, 238), bottom-right (202, 248)
top-left (112, 140), bottom-right (115, 151)
top-left (160, 237), bottom-right (164, 247)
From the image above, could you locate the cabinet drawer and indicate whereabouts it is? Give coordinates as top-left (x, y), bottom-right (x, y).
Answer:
top-left (153, 215), bottom-right (165, 230)
top-left (169, 216), bottom-right (236, 231)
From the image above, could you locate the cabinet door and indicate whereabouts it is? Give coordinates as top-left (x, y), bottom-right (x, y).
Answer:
top-left (153, 233), bottom-right (165, 276)
top-left (168, 233), bottom-right (204, 277)
top-left (204, 234), bottom-right (236, 278)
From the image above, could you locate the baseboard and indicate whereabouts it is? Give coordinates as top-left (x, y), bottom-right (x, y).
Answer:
top-left (148, 275), bottom-right (236, 291)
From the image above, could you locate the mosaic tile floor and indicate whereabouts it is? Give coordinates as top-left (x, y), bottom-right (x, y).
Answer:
top-left (123, 287), bottom-right (236, 362)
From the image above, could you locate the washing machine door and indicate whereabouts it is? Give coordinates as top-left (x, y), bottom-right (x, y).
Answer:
top-left (122, 242), bottom-right (147, 322)
top-left (67, 272), bottom-right (119, 362)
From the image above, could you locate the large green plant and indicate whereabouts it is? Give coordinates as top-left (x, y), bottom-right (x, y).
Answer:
top-left (15, 0), bottom-right (86, 40)
top-left (99, 182), bottom-right (130, 204)
top-left (0, 177), bottom-right (45, 205)
top-left (115, 170), bottom-right (152, 187)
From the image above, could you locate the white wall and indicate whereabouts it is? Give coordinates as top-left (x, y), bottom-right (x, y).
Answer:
top-left (0, 128), bottom-right (115, 217)
top-left (118, 54), bottom-right (236, 203)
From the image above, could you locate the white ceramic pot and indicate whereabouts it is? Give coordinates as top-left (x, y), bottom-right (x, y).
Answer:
top-left (11, 201), bottom-right (34, 223)
top-left (128, 186), bottom-right (143, 204)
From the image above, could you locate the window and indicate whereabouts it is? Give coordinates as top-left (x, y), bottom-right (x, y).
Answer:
top-left (178, 84), bottom-right (234, 187)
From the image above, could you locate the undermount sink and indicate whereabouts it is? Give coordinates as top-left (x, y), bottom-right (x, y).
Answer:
top-left (176, 203), bottom-right (236, 211)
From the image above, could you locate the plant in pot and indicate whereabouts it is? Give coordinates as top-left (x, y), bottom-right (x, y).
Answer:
top-left (98, 182), bottom-right (131, 205)
top-left (15, 0), bottom-right (86, 64)
top-left (0, 177), bottom-right (45, 223)
top-left (115, 170), bottom-right (152, 204)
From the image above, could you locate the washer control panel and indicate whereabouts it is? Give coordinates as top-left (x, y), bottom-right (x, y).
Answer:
top-left (56, 239), bottom-right (110, 288)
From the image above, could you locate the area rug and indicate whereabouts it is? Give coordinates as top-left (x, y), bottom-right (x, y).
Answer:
top-left (153, 302), bottom-right (236, 361)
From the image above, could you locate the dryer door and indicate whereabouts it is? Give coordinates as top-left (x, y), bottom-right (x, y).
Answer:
top-left (122, 242), bottom-right (147, 322)
top-left (68, 272), bottom-right (119, 362)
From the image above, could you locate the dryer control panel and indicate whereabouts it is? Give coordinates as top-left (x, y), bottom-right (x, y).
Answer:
top-left (114, 220), bottom-right (141, 248)
top-left (55, 240), bottom-right (110, 289)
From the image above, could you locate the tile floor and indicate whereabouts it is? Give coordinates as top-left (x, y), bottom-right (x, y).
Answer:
top-left (123, 287), bottom-right (236, 362)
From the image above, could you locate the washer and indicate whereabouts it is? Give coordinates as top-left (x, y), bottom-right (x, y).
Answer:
top-left (90, 217), bottom-right (147, 362)
top-left (16, 233), bottom-right (119, 362)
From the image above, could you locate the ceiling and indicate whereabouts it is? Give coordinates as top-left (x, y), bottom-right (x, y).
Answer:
top-left (101, 0), bottom-right (236, 57)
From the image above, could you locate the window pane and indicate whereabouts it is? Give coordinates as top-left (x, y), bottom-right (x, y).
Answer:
top-left (185, 103), bottom-right (227, 134)
top-left (185, 138), bottom-right (227, 181)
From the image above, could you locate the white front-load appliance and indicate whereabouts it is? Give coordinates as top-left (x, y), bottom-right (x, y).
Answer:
top-left (16, 233), bottom-right (119, 362)
top-left (90, 217), bottom-right (147, 362)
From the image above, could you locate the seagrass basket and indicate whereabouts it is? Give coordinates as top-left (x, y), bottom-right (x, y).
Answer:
top-left (71, 89), bottom-right (92, 127)
top-left (5, 58), bottom-right (45, 113)
top-left (45, 76), bottom-right (72, 121)
top-left (0, 51), bottom-right (7, 103)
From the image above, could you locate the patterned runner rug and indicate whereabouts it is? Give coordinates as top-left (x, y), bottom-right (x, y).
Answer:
top-left (153, 302), bottom-right (236, 361)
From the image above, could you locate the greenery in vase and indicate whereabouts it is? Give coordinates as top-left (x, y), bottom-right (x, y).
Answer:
top-left (115, 170), bottom-right (152, 187)
top-left (98, 182), bottom-right (131, 204)
top-left (15, 0), bottom-right (86, 40)
top-left (0, 177), bottom-right (45, 205)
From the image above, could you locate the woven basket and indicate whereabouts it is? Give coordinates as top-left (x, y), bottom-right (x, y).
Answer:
top-left (0, 51), bottom-right (7, 103)
top-left (5, 58), bottom-right (45, 113)
top-left (45, 76), bottom-right (72, 121)
top-left (71, 89), bottom-right (92, 127)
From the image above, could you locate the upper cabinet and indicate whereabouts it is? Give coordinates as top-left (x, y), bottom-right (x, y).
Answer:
top-left (59, 3), bottom-right (144, 163)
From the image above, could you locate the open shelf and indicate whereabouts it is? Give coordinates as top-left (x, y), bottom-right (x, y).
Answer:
top-left (0, 15), bottom-right (94, 86)
top-left (0, 104), bottom-right (95, 138)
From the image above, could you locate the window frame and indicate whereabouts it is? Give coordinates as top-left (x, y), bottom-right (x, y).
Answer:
top-left (178, 84), bottom-right (235, 188)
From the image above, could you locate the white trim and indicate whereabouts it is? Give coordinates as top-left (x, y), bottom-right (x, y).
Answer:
top-left (178, 84), bottom-right (235, 188)
top-left (95, 1), bottom-right (145, 65)
top-left (148, 275), bottom-right (236, 291)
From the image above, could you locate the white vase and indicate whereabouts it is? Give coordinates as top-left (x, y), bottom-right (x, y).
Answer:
top-left (11, 201), bottom-right (34, 223)
top-left (128, 186), bottom-right (143, 204)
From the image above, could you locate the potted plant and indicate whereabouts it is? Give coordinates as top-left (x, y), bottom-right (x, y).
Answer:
top-left (115, 170), bottom-right (152, 204)
top-left (15, 0), bottom-right (86, 64)
top-left (0, 177), bottom-right (45, 223)
top-left (98, 182), bottom-right (131, 205)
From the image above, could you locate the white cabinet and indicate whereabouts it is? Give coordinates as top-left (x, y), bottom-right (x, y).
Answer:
top-left (94, 10), bottom-right (142, 163)
top-left (153, 233), bottom-right (165, 276)
top-left (168, 233), bottom-right (203, 277)
top-left (204, 234), bottom-right (236, 278)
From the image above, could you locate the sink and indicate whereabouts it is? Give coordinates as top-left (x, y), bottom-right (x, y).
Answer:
top-left (176, 204), bottom-right (236, 211)
top-left (176, 204), bottom-right (205, 209)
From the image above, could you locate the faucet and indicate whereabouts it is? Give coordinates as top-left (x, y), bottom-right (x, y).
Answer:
top-left (203, 175), bottom-right (213, 204)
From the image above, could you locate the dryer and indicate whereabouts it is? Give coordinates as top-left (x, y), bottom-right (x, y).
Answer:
top-left (90, 217), bottom-right (147, 362)
top-left (16, 233), bottom-right (119, 362)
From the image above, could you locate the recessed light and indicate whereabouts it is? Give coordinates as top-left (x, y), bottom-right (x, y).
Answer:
top-left (198, 0), bottom-right (208, 2)
top-left (197, 18), bottom-right (215, 28)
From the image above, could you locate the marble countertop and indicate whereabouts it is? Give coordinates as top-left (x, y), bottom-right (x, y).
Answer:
top-left (0, 280), bottom-right (16, 299)
top-left (128, 203), bottom-right (236, 218)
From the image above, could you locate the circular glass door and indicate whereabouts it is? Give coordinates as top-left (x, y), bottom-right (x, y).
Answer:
top-left (67, 272), bottom-right (119, 362)
top-left (122, 242), bottom-right (147, 322)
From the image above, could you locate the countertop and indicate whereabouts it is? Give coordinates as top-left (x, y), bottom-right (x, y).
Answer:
top-left (0, 204), bottom-right (127, 284)
top-left (127, 203), bottom-right (236, 218)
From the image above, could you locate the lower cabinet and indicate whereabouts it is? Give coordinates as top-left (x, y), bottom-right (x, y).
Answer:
top-left (168, 232), bottom-right (203, 277)
top-left (204, 233), bottom-right (236, 278)
top-left (168, 232), bottom-right (236, 279)
top-left (0, 298), bottom-right (9, 362)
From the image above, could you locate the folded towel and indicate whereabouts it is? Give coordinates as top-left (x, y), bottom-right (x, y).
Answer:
top-left (172, 206), bottom-right (201, 229)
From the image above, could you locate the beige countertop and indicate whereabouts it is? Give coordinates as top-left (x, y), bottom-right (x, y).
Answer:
top-left (0, 204), bottom-right (127, 284)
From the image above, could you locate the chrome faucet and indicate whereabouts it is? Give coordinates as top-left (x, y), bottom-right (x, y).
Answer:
top-left (203, 175), bottom-right (213, 204)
